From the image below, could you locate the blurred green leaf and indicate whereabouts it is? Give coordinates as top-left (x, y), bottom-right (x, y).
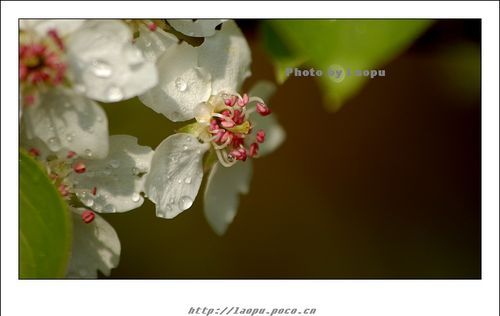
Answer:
top-left (262, 20), bottom-right (432, 110)
top-left (20, 150), bottom-right (72, 278)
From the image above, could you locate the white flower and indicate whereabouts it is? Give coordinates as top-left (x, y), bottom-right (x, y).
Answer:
top-left (22, 134), bottom-right (154, 277)
top-left (167, 19), bottom-right (227, 37)
top-left (20, 19), bottom-right (158, 158)
top-left (142, 20), bottom-right (285, 234)
top-left (21, 134), bottom-right (154, 214)
top-left (66, 207), bottom-right (120, 278)
top-left (21, 19), bottom-right (158, 103)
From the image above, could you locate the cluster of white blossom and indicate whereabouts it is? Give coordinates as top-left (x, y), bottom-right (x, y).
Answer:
top-left (19, 19), bottom-right (285, 278)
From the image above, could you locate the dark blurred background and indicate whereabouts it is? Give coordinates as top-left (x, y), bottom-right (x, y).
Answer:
top-left (102, 19), bottom-right (480, 278)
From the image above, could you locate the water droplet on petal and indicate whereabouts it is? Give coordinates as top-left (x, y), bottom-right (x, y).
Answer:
top-left (145, 41), bottom-right (152, 47)
top-left (109, 160), bottom-right (120, 168)
top-left (131, 193), bottom-right (141, 203)
top-left (84, 149), bottom-right (93, 157)
top-left (107, 86), bottom-right (124, 102)
top-left (47, 137), bottom-right (60, 151)
top-left (184, 177), bottom-right (192, 184)
top-left (74, 84), bottom-right (86, 94)
top-left (132, 167), bottom-right (139, 175)
top-left (81, 196), bottom-right (94, 207)
top-left (103, 204), bottom-right (116, 213)
top-left (175, 77), bottom-right (187, 92)
top-left (177, 179), bottom-right (182, 184)
top-left (66, 134), bottom-right (73, 142)
top-left (125, 46), bottom-right (145, 69)
top-left (91, 60), bottom-right (112, 78)
top-left (178, 196), bottom-right (193, 211)
top-left (183, 145), bottom-right (188, 151)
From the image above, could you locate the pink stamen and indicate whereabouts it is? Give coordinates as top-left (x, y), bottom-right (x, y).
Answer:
top-left (256, 130), bottom-right (265, 143)
top-left (148, 23), bottom-right (157, 31)
top-left (230, 147), bottom-right (247, 161)
top-left (47, 29), bottom-right (64, 50)
top-left (249, 143), bottom-right (259, 157)
top-left (28, 147), bottom-right (40, 157)
top-left (256, 102), bottom-right (271, 116)
top-left (91, 187), bottom-right (97, 196)
top-left (58, 184), bottom-right (70, 197)
top-left (220, 119), bottom-right (235, 129)
top-left (72, 161), bottom-right (86, 174)
top-left (221, 130), bottom-right (233, 143)
top-left (238, 93), bottom-right (249, 106)
top-left (24, 94), bottom-right (36, 106)
top-left (81, 210), bottom-right (95, 224)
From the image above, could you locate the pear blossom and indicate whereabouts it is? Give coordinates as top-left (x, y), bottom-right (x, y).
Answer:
top-left (22, 134), bottom-right (154, 214)
top-left (21, 134), bottom-right (154, 277)
top-left (20, 19), bottom-right (158, 158)
top-left (141, 20), bottom-right (285, 234)
top-left (167, 19), bottom-right (227, 37)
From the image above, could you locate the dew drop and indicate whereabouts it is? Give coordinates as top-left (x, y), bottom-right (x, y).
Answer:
top-left (145, 41), bottom-right (152, 48)
top-left (178, 196), bottom-right (193, 211)
top-left (132, 167), bottom-right (139, 175)
top-left (184, 177), bottom-right (192, 184)
top-left (66, 134), bottom-right (73, 142)
top-left (107, 86), bottom-right (124, 102)
top-left (74, 84), bottom-right (86, 94)
top-left (125, 46), bottom-right (145, 68)
top-left (131, 192), bottom-right (141, 203)
top-left (183, 145), bottom-right (188, 151)
top-left (103, 204), bottom-right (116, 213)
top-left (47, 137), bottom-right (60, 151)
top-left (175, 77), bottom-right (187, 92)
top-left (84, 149), bottom-right (93, 158)
top-left (91, 60), bottom-right (112, 78)
top-left (81, 197), bottom-right (94, 207)
top-left (177, 179), bottom-right (182, 184)
top-left (109, 160), bottom-right (120, 168)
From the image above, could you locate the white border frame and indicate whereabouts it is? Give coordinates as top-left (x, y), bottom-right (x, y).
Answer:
top-left (2, 2), bottom-right (498, 316)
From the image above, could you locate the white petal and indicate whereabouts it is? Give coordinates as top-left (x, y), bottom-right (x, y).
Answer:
top-left (67, 20), bottom-right (158, 102)
top-left (248, 81), bottom-right (286, 156)
top-left (22, 88), bottom-right (109, 159)
top-left (20, 19), bottom-right (84, 36)
top-left (135, 24), bottom-right (178, 62)
top-left (168, 19), bottom-right (226, 37)
top-left (197, 20), bottom-right (251, 93)
top-left (139, 42), bottom-right (211, 122)
top-left (69, 135), bottom-right (154, 213)
top-left (145, 133), bottom-right (209, 218)
top-left (66, 208), bottom-right (120, 278)
top-left (204, 161), bottom-right (253, 235)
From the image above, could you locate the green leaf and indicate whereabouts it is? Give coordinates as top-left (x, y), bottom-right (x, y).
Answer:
top-left (20, 150), bottom-right (72, 278)
top-left (262, 20), bottom-right (433, 110)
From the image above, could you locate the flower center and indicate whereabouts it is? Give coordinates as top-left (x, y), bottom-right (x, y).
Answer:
top-left (20, 30), bottom-right (67, 105)
top-left (28, 148), bottom-right (97, 221)
top-left (196, 92), bottom-right (271, 167)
